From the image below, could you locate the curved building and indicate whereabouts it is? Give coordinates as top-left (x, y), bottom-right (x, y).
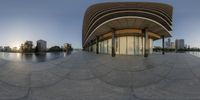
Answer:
top-left (82, 2), bottom-right (173, 57)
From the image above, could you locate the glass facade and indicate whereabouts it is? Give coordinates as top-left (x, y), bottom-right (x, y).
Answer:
top-left (127, 36), bottom-right (134, 55)
top-left (120, 37), bottom-right (126, 55)
top-left (108, 39), bottom-right (112, 54)
top-left (89, 36), bottom-right (153, 55)
top-left (91, 44), bottom-right (96, 53)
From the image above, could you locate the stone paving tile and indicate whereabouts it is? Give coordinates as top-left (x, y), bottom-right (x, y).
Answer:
top-left (44, 65), bottom-right (71, 77)
top-left (150, 65), bottom-right (172, 77)
top-left (30, 62), bottom-right (56, 71)
top-left (30, 70), bottom-right (63, 88)
top-left (134, 78), bottom-right (200, 100)
top-left (0, 81), bottom-right (28, 100)
top-left (166, 67), bottom-right (195, 80)
top-left (0, 51), bottom-right (200, 100)
top-left (0, 62), bottom-right (30, 88)
top-left (89, 63), bottom-right (113, 77)
top-left (66, 68), bottom-right (95, 80)
top-left (0, 58), bottom-right (7, 65)
top-left (99, 70), bottom-right (133, 88)
top-left (31, 79), bottom-right (133, 100)
top-left (131, 70), bottom-right (163, 88)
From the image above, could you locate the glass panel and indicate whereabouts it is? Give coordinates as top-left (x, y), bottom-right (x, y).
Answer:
top-left (138, 37), bottom-right (141, 55)
top-left (98, 42), bottom-right (100, 53)
top-left (149, 39), bottom-right (153, 54)
top-left (127, 36), bottom-right (134, 55)
top-left (93, 44), bottom-right (96, 53)
top-left (120, 36), bottom-right (127, 55)
top-left (115, 37), bottom-right (120, 54)
top-left (101, 40), bottom-right (104, 53)
top-left (108, 39), bottom-right (112, 54)
top-left (100, 41), bottom-right (103, 53)
top-left (134, 36), bottom-right (139, 55)
top-left (139, 37), bottom-right (143, 55)
top-left (90, 37), bottom-right (151, 55)
top-left (142, 37), bottom-right (145, 55)
top-left (103, 40), bottom-right (108, 53)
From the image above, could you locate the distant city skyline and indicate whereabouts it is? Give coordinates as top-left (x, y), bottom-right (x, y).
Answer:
top-left (0, 39), bottom-right (69, 49)
top-left (0, 0), bottom-right (200, 48)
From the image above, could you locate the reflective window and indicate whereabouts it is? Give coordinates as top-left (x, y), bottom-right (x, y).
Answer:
top-left (142, 37), bottom-right (145, 54)
top-left (127, 36), bottom-right (134, 55)
top-left (139, 37), bottom-right (142, 55)
top-left (120, 36), bottom-right (127, 55)
top-left (95, 35), bottom-right (153, 55)
top-left (149, 39), bottom-right (153, 54)
top-left (100, 41), bottom-right (103, 53)
top-left (103, 40), bottom-right (108, 53)
top-left (93, 44), bottom-right (96, 53)
top-left (108, 39), bottom-right (112, 54)
top-left (115, 37), bottom-right (120, 54)
top-left (135, 36), bottom-right (139, 55)
top-left (98, 42), bottom-right (100, 53)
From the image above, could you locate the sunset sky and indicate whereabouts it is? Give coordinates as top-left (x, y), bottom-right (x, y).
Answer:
top-left (0, 0), bottom-right (200, 48)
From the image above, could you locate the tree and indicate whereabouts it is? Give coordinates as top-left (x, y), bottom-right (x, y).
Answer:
top-left (48, 46), bottom-right (62, 52)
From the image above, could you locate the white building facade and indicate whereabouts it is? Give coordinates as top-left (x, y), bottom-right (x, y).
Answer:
top-left (175, 39), bottom-right (185, 50)
top-left (36, 40), bottom-right (47, 52)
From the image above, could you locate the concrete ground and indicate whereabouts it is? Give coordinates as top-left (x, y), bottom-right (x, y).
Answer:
top-left (0, 51), bottom-right (200, 100)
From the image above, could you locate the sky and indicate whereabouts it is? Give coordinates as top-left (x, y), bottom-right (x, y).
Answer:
top-left (0, 0), bottom-right (200, 49)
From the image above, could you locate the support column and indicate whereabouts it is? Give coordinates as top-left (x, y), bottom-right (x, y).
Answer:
top-left (88, 43), bottom-right (90, 52)
top-left (96, 36), bottom-right (99, 54)
top-left (88, 42), bottom-right (91, 52)
top-left (90, 40), bottom-right (93, 52)
top-left (87, 45), bottom-right (89, 52)
top-left (143, 28), bottom-right (149, 57)
top-left (162, 35), bottom-right (165, 55)
top-left (86, 45), bottom-right (88, 52)
top-left (112, 28), bottom-right (116, 57)
top-left (83, 47), bottom-right (85, 51)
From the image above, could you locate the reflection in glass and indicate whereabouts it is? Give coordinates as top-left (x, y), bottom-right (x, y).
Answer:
top-left (91, 36), bottom-right (153, 56)
top-left (120, 36), bottom-right (126, 55)
top-left (127, 36), bottom-right (134, 55)
top-left (115, 37), bottom-right (120, 54)
top-left (103, 40), bottom-right (108, 54)
top-left (108, 39), bottom-right (112, 54)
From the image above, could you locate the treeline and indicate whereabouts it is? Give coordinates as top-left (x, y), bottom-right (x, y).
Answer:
top-left (0, 46), bottom-right (73, 53)
top-left (153, 47), bottom-right (175, 52)
top-left (47, 46), bottom-right (73, 52)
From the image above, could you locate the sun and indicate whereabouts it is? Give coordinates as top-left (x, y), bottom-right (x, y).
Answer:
top-left (11, 41), bottom-right (22, 50)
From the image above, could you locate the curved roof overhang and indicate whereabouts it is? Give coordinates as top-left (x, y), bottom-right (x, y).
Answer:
top-left (83, 16), bottom-right (171, 47)
top-left (84, 8), bottom-right (172, 35)
top-left (82, 2), bottom-right (173, 47)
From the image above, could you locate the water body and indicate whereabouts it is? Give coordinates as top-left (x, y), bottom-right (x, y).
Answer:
top-left (0, 52), bottom-right (71, 63)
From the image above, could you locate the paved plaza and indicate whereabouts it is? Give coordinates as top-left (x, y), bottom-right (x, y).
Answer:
top-left (0, 51), bottom-right (200, 100)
